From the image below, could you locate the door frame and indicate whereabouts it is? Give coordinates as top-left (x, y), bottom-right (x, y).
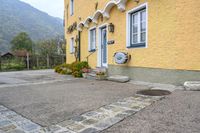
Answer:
top-left (97, 23), bottom-right (108, 68)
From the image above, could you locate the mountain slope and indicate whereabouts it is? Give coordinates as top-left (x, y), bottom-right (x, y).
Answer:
top-left (0, 0), bottom-right (64, 52)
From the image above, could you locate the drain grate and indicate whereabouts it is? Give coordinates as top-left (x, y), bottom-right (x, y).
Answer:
top-left (137, 89), bottom-right (171, 96)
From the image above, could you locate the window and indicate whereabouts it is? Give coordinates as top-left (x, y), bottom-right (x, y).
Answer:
top-left (127, 4), bottom-right (147, 48)
top-left (70, 37), bottom-right (75, 54)
top-left (89, 28), bottom-right (96, 52)
top-left (70, 0), bottom-right (74, 16)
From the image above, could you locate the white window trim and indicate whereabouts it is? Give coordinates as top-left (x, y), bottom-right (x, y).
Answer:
top-left (70, 37), bottom-right (75, 54)
top-left (70, 0), bottom-right (74, 16)
top-left (126, 3), bottom-right (148, 49)
top-left (88, 26), bottom-right (97, 52)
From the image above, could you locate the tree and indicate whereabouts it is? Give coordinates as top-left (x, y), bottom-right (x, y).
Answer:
top-left (35, 39), bottom-right (58, 56)
top-left (11, 32), bottom-right (33, 52)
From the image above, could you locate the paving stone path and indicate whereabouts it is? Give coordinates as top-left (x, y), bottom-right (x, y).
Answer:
top-left (46, 94), bottom-right (163, 133)
top-left (0, 105), bottom-right (44, 133)
top-left (0, 95), bottom-right (163, 133)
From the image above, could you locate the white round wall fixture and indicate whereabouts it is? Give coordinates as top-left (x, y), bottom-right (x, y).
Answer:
top-left (114, 52), bottom-right (129, 64)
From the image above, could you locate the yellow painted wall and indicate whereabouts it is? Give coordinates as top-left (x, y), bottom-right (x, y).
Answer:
top-left (64, 0), bottom-right (200, 71)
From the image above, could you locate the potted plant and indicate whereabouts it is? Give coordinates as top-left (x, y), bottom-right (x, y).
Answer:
top-left (96, 71), bottom-right (107, 80)
top-left (81, 67), bottom-right (91, 78)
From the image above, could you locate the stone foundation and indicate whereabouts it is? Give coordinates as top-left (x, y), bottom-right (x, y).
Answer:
top-left (108, 65), bottom-right (200, 85)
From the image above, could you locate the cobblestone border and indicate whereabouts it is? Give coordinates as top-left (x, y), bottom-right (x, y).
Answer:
top-left (47, 95), bottom-right (163, 133)
top-left (0, 95), bottom-right (164, 133)
top-left (0, 105), bottom-right (44, 133)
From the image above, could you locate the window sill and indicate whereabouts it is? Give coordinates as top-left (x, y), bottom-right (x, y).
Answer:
top-left (89, 49), bottom-right (96, 52)
top-left (127, 43), bottom-right (146, 48)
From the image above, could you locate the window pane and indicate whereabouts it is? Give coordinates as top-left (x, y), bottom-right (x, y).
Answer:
top-left (132, 24), bottom-right (138, 33)
top-left (132, 34), bottom-right (138, 44)
top-left (90, 29), bottom-right (96, 50)
top-left (132, 13), bottom-right (138, 24)
top-left (130, 8), bottom-right (146, 46)
top-left (141, 32), bottom-right (146, 42)
top-left (70, 0), bottom-right (74, 15)
top-left (131, 13), bottom-right (138, 44)
top-left (70, 38), bottom-right (74, 53)
top-left (141, 22), bottom-right (146, 32)
top-left (141, 10), bottom-right (146, 21)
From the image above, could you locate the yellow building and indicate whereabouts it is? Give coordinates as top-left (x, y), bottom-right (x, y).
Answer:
top-left (64, 0), bottom-right (200, 85)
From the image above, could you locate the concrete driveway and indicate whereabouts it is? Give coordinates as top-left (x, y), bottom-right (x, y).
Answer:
top-left (0, 70), bottom-right (147, 127)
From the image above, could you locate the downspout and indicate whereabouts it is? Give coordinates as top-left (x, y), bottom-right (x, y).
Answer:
top-left (78, 31), bottom-right (81, 61)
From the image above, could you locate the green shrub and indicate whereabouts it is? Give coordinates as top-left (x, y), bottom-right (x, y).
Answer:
top-left (71, 61), bottom-right (90, 78)
top-left (54, 63), bottom-right (72, 75)
top-left (2, 58), bottom-right (25, 71)
top-left (54, 61), bottom-right (90, 77)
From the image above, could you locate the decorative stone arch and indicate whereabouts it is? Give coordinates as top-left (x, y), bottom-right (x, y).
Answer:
top-left (77, 0), bottom-right (135, 31)
top-left (84, 17), bottom-right (93, 28)
top-left (92, 10), bottom-right (103, 24)
top-left (117, 0), bottom-right (128, 11)
top-left (102, 1), bottom-right (117, 19)
top-left (77, 22), bottom-right (84, 31)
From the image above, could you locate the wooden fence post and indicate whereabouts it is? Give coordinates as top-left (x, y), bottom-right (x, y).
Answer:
top-left (0, 52), bottom-right (2, 71)
top-left (47, 54), bottom-right (50, 68)
top-left (26, 52), bottom-right (30, 70)
top-left (36, 56), bottom-right (39, 68)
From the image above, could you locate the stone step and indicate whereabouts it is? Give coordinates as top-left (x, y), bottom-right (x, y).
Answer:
top-left (86, 73), bottom-right (96, 80)
top-left (184, 81), bottom-right (200, 91)
top-left (88, 73), bottom-right (96, 77)
top-left (107, 75), bottom-right (130, 83)
top-left (94, 67), bottom-right (107, 72)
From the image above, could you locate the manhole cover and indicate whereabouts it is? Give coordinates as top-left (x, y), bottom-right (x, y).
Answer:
top-left (137, 89), bottom-right (171, 96)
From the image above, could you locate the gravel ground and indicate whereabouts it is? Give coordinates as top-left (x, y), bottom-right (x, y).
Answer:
top-left (0, 78), bottom-right (147, 127)
top-left (103, 90), bottom-right (200, 133)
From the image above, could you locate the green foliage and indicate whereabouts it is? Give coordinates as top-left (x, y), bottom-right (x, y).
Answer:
top-left (54, 63), bottom-right (72, 75)
top-left (11, 32), bottom-right (33, 52)
top-left (54, 61), bottom-right (90, 78)
top-left (34, 39), bottom-right (56, 56)
top-left (71, 61), bottom-right (90, 78)
top-left (1, 58), bottom-right (25, 71)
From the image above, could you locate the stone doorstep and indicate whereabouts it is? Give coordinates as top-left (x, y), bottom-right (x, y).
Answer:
top-left (107, 75), bottom-right (130, 83)
top-left (184, 81), bottom-right (200, 91)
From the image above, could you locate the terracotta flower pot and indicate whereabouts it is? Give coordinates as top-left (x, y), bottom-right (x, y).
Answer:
top-left (96, 75), bottom-right (107, 80)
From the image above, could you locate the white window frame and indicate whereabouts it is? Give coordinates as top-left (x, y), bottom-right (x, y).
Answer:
top-left (70, 0), bottom-right (74, 16)
top-left (88, 27), bottom-right (96, 52)
top-left (70, 37), bottom-right (75, 54)
top-left (126, 3), bottom-right (148, 48)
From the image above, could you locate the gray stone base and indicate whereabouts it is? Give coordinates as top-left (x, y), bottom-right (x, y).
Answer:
top-left (184, 81), bottom-right (200, 91)
top-left (108, 65), bottom-right (200, 85)
top-left (107, 75), bottom-right (130, 83)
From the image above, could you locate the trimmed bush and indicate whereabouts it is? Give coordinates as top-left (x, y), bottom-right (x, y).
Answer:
top-left (71, 61), bottom-right (90, 78)
top-left (54, 63), bottom-right (72, 75)
top-left (54, 61), bottom-right (90, 77)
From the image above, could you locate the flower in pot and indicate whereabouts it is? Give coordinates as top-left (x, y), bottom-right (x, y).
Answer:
top-left (96, 71), bottom-right (107, 80)
top-left (81, 68), bottom-right (91, 78)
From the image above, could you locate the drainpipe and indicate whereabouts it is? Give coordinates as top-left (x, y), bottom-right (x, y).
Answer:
top-left (78, 31), bottom-right (81, 61)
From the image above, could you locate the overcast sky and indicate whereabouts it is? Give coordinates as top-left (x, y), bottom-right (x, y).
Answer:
top-left (20, 0), bottom-right (64, 19)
